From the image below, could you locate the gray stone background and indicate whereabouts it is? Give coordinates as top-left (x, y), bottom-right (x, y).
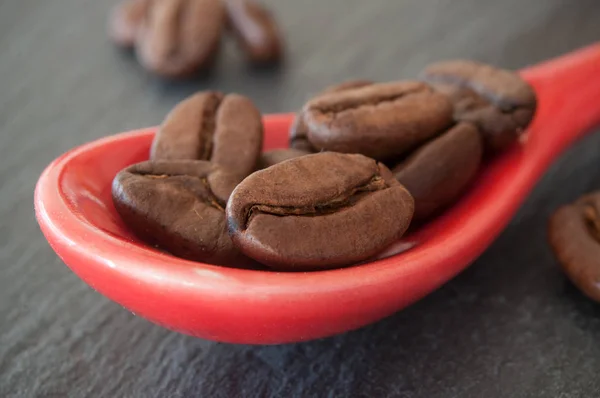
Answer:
top-left (1, 0), bottom-right (599, 397)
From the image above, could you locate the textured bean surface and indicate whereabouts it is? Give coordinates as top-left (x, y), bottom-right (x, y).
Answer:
top-left (112, 160), bottom-right (246, 265)
top-left (289, 79), bottom-right (373, 151)
top-left (420, 60), bottom-right (537, 152)
top-left (227, 152), bottom-right (414, 270)
top-left (548, 193), bottom-right (600, 303)
top-left (393, 122), bottom-right (482, 221)
top-left (151, 91), bottom-right (263, 178)
top-left (3, 0), bottom-right (600, 397)
top-left (304, 81), bottom-right (453, 160)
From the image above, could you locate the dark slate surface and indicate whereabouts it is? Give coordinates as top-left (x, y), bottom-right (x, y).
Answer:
top-left (1, 0), bottom-right (600, 397)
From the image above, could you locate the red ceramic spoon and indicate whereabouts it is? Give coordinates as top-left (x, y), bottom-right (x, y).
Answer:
top-left (35, 44), bottom-right (600, 344)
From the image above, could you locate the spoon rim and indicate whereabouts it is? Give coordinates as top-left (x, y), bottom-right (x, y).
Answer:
top-left (32, 110), bottom-right (542, 343)
top-left (35, 120), bottom-right (448, 291)
top-left (34, 43), bottom-right (600, 343)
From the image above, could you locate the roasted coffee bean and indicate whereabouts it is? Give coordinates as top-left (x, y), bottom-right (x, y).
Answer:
top-left (303, 81), bottom-right (454, 161)
top-left (258, 148), bottom-right (312, 169)
top-left (393, 122), bottom-right (482, 221)
top-left (224, 0), bottom-right (283, 65)
top-left (112, 160), bottom-right (252, 266)
top-left (290, 79), bottom-right (374, 152)
top-left (420, 60), bottom-right (537, 153)
top-left (151, 91), bottom-right (263, 179)
top-left (136, 0), bottom-right (225, 78)
top-left (227, 152), bottom-right (414, 270)
top-left (109, 0), bottom-right (149, 48)
top-left (548, 192), bottom-right (600, 302)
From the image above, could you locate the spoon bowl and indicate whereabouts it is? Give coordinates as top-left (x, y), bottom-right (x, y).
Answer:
top-left (35, 44), bottom-right (600, 344)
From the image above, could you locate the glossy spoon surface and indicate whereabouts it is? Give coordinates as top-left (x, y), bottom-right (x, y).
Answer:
top-left (35, 44), bottom-right (600, 344)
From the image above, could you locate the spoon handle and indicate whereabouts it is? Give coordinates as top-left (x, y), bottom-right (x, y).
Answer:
top-left (521, 43), bottom-right (600, 161)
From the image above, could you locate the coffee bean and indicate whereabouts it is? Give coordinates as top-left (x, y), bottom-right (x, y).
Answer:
top-left (109, 0), bottom-right (149, 48)
top-left (224, 0), bottom-right (283, 66)
top-left (258, 148), bottom-right (312, 169)
top-left (112, 160), bottom-right (253, 266)
top-left (226, 152), bottom-right (414, 270)
top-left (151, 91), bottom-right (263, 179)
top-left (393, 122), bottom-right (482, 221)
top-left (303, 81), bottom-right (454, 161)
top-left (290, 79), bottom-right (373, 152)
top-left (290, 80), bottom-right (374, 151)
top-left (420, 60), bottom-right (537, 153)
top-left (135, 0), bottom-right (225, 78)
top-left (548, 192), bottom-right (600, 302)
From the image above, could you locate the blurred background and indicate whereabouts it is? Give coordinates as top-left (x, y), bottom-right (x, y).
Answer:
top-left (1, 0), bottom-right (599, 397)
